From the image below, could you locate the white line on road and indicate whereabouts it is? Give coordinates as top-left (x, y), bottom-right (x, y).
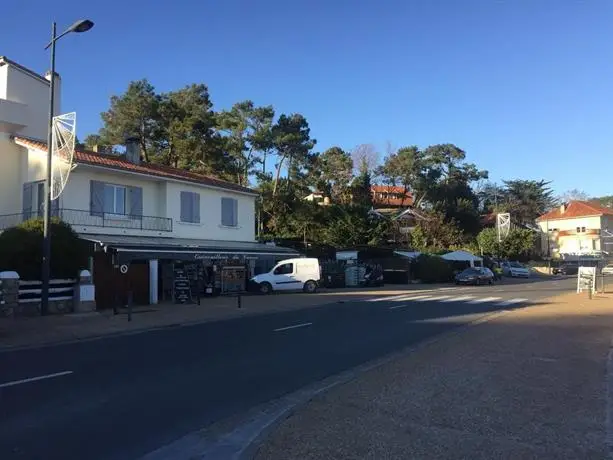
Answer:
top-left (467, 297), bottom-right (502, 304)
top-left (389, 303), bottom-right (411, 310)
top-left (367, 293), bottom-right (424, 302)
top-left (441, 295), bottom-right (475, 303)
top-left (416, 295), bottom-right (451, 302)
top-left (273, 322), bottom-right (313, 332)
top-left (0, 370), bottom-right (73, 389)
top-left (496, 298), bottom-right (529, 306)
top-left (394, 295), bottom-right (432, 302)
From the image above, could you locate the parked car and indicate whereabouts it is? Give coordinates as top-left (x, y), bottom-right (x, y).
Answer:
top-left (455, 267), bottom-right (495, 285)
top-left (501, 261), bottom-right (531, 278)
top-left (552, 264), bottom-right (579, 275)
top-left (250, 258), bottom-right (321, 294)
top-left (601, 264), bottom-right (613, 275)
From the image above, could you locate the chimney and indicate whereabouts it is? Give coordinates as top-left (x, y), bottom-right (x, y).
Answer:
top-left (92, 144), bottom-right (112, 155)
top-left (560, 203), bottom-right (567, 214)
top-left (124, 137), bottom-right (141, 164)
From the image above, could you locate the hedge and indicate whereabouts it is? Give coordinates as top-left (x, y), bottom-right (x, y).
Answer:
top-left (412, 254), bottom-right (454, 283)
top-left (0, 218), bottom-right (87, 280)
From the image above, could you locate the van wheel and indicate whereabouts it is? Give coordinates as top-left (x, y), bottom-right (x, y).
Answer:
top-left (259, 282), bottom-right (272, 295)
top-left (304, 280), bottom-right (317, 293)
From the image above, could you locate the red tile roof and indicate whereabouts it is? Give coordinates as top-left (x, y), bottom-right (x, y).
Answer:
top-left (370, 185), bottom-right (414, 207)
top-left (536, 200), bottom-right (613, 221)
top-left (13, 136), bottom-right (256, 195)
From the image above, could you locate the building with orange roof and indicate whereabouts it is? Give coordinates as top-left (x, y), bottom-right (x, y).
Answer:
top-left (536, 201), bottom-right (613, 258)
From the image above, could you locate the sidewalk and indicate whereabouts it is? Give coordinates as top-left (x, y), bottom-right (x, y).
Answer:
top-left (253, 291), bottom-right (613, 460)
top-left (0, 285), bottom-right (435, 350)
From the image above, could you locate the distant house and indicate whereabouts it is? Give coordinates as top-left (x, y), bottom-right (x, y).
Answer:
top-left (371, 185), bottom-right (413, 208)
top-left (304, 191), bottom-right (330, 206)
top-left (536, 201), bottom-right (613, 258)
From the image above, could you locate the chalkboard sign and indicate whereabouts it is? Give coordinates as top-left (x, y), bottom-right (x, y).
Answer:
top-left (173, 265), bottom-right (193, 304)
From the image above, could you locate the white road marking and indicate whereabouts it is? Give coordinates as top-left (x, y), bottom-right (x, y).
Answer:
top-left (441, 295), bottom-right (475, 303)
top-left (367, 293), bottom-right (418, 302)
top-left (0, 370), bottom-right (73, 389)
top-left (394, 295), bottom-right (432, 302)
top-left (467, 297), bottom-right (502, 304)
top-left (274, 322), bottom-right (313, 332)
top-left (389, 303), bottom-right (411, 310)
top-left (496, 298), bottom-right (529, 306)
top-left (416, 295), bottom-right (451, 302)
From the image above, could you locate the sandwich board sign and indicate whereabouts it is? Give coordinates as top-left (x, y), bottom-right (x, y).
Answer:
top-left (577, 266), bottom-right (596, 296)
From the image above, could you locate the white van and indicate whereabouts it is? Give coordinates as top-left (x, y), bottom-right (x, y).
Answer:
top-left (251, 258), bottom-right (321, 294)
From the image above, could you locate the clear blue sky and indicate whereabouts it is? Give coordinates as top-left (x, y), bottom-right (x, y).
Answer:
top-left (2, 0), bottom-right (612, 196)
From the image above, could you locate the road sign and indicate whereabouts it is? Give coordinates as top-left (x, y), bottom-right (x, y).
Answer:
top-left (577, 266), bottom-right (596, 296)
top-left (119, 264), bottom-right (129, 275)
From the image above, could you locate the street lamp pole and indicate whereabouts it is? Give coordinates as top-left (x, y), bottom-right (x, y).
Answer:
top-left (40, 19), bottom-right (94, 316)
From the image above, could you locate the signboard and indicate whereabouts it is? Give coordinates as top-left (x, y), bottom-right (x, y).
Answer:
top-left (577, 266), bottom-right (596, 294)
top-left (221, 266), bottom-right (246, 294)
top-left (173, 265), bottom-right (193, 304)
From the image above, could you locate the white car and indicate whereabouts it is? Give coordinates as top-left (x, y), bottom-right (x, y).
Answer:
top-left (501, 261), bottom-right (531, 278)
top-left (251, 258), bottom-right (321, 294)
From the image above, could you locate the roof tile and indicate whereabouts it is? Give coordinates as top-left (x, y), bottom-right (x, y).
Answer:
top-left (13, 136), bottom-right (256, 195)
top-left (537, 200), bottom-right (613, 221)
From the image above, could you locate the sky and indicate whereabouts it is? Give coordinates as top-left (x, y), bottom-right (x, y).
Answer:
top-left (2, 0), bottom-right (612, 196)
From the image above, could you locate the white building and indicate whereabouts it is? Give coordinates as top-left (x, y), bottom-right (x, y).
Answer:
top-left (536, 201), bottom-right (613, 259)
top-left (0, 56), bottom-right (296, 307)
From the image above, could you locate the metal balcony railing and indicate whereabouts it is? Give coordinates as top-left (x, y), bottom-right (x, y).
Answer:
top-left (0, 209), bottom-right (173, 232)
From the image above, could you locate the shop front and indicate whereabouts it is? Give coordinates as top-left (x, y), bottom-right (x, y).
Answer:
top-left (81, 234), bottom-right (299, 308)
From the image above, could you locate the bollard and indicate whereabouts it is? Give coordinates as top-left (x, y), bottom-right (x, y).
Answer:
top-left (127, 291), bottom-right (133, 322)
top-left (237, 294), bottom-right (242, 309)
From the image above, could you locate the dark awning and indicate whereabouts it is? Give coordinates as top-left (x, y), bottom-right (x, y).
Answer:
top-left (80, 234), bottom-right (300, 263)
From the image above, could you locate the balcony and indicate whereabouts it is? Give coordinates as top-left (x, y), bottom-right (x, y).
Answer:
top-left (0, 209), bottom-right (173, 233)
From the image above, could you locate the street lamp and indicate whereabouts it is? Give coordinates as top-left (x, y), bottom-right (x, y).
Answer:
top-left (40, 19), bottom-right (94, 316)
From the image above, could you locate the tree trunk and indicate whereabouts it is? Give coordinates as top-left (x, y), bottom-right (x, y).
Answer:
top-left (273, 155), bottom-right (287, 197)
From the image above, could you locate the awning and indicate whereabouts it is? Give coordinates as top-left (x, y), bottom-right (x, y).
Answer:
top-left (80, 234), bottom-right (299, 263)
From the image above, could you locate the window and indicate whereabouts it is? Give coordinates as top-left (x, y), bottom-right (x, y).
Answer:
top-left (581, 227), bottom-right (586, 232)
top-left (221, 197), bottom-right (238, 227)
top-left (104, 184), bottom-right (126, 215)
top-left (180, 191), bottom-right (200, 223)
top-left (274, 263), bottom-right (293, 275)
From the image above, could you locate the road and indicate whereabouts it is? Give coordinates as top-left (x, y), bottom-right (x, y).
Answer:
top-left (0, 276), bottom-right (574, 460)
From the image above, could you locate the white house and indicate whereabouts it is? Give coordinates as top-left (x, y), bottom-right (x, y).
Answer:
top-left (0, 56), bottom-right (296, 307)
top-left (536, 200), bottom-right (613, 259)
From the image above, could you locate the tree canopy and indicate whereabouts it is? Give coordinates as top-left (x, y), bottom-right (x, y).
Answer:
top-left (84, 78), bottom-right (571, 254)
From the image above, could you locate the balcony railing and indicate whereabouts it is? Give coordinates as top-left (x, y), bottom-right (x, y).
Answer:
top-left (0, 209), bottom-right (173, 233)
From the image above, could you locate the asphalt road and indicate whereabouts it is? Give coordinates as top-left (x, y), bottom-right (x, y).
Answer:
top-left (0, 276), bottom-right (574, 460)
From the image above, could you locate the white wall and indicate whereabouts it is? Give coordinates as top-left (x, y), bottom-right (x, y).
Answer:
top-left (0, 65), bottom-right (8, 99)
top-left (0, 134), bottom-right (23, 215)
top-left (0, 65), bottom-right (60, 140)
top-left (539, 216), bottom-right (603, 255)
top-left (166, 181), bottom-right (256, 241)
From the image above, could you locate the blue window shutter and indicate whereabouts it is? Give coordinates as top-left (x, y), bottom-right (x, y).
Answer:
top-left (22, 182), bottom-right (33, 220)
top-left (180, 191), bottom-right (191, 222)
top-left (192, 193), bottom-right (200, 223)
top-left (90, 181), bottom-right (105, 217)
top-left (221, 198), bottom-right (231, 226)
top-left (129, 186), bottom-right (143, 219)
top-left (232, 199), bottom-right (238, 226)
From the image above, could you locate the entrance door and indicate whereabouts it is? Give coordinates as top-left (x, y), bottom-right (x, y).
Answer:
top-left (270, 262), bottom-right (300, 290)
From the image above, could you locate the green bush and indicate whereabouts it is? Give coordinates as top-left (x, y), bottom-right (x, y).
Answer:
top-left (413, 254), bottom-right (454, 283)
top-left (0, 218), bottom-right (87, 280)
